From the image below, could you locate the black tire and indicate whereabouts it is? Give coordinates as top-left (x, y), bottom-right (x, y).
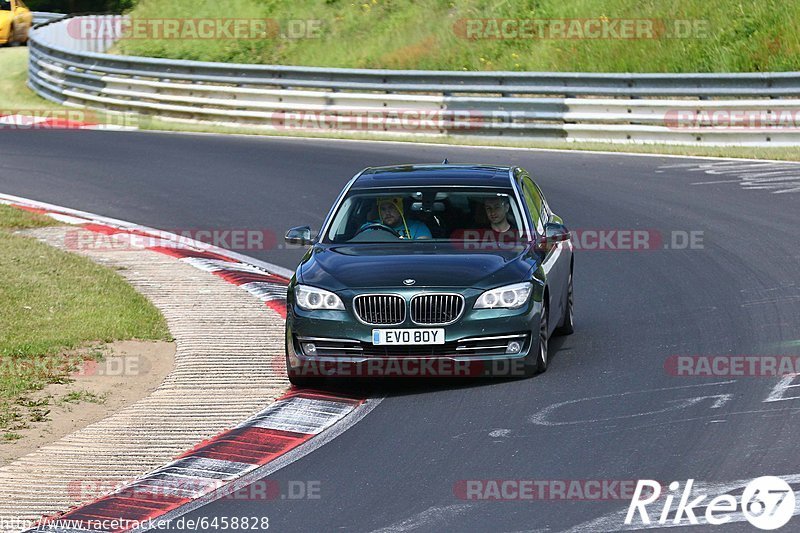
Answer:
top-left (524, 304), bottom-right (549, 376)
top-left (288, 373), bottom-right (326, 389)
top-left (285, 343), bottom-right (326, 388)
top-left (554, 270), bottom-right (574, 336)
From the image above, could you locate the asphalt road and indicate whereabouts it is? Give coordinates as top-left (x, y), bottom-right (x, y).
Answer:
top-left (2, 131), bottom-right (799, 532)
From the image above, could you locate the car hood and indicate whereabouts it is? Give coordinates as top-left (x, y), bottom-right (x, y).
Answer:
top-left (298, 243), bottom-right (535, 290)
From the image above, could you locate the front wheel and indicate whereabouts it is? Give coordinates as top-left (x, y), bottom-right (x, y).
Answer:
top-left (286, 345), bottom-right (326, 388)
top-left (524, 305), bottom-right (549, 376)
top-left (288, 372), bottom-right (326, 389)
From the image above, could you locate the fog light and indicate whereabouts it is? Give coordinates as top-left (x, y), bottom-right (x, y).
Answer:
top-left (301, 342), bottom-right (317, 356)
top-left (505, 340), bottom-right (522, 354)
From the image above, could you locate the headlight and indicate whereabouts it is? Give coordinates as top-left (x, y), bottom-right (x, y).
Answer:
top-left (474, 282), bottom-right (532, 309)
top-left (295, 284), bottom-right (345, 311)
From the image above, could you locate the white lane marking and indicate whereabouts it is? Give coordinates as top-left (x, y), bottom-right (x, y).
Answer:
top-left (741, 295), bottom-right (800, 307)
top-left (764, 374), bottom-right (800, 403)
top-left (529, 381), bottom-right (737, 427)
top-left (243, 397), bottom-right (356, 435)
top-left (660, 161), bottom-right (800, 193)
top-left (773, 186), bottom-right (800, 194)
top-left (591, 406), bottom-right (800, 436)
top-left (707, 394), bottom-right (733, 408)
top-left (532, 394), bottom-right (733, 427)
top-left (562, 474), bottom-right (800, 532)
top-left (45, 212), bottom-right (94, 225)
top-left (659, 161), bottom-right (800, 172)
top-left (369, 504), bottom-right (473, 533)
top-left (689, 179), bottom-right (741, 185)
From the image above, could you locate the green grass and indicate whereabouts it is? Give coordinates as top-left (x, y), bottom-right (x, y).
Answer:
top-left (0, 204), bottom-right (59, 230)
top-left (113, 0), bottom-right (800, 72)
top-left (58, 390), bottom-right (106, 405)
top-left (0, 48), bottom-right (137, 126)
top-left (0, 47), bottom-right (56, 111)
top-left (0, 204), bottom-right (170, 431)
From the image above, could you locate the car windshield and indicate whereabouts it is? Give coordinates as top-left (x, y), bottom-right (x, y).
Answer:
top-left (0, 1), bottom-right (11, 10)
top-left (323, 187), bottom-right (527, 245)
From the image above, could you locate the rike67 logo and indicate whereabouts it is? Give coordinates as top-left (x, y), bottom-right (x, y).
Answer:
top-left (626, 477), bottom-right (796, 530)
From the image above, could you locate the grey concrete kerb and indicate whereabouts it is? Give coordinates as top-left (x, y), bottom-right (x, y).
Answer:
top-left (0, 224), bottom-right (289, 531)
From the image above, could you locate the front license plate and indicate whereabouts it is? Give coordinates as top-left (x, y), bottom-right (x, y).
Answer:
top-left (372, 328), bottom-right (445, 345)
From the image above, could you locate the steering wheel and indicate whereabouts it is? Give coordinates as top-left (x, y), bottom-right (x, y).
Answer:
top-left (354, 223), bottom-right (402, 238)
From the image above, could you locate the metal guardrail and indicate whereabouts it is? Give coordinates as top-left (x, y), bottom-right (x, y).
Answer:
top-left (32, 11), bottom-right (65, 26)
top-left (26, 15), bottom-right (800, 146)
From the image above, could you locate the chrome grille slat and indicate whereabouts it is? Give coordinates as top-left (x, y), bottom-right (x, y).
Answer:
top-left (354, 294), bottom-right (405, 325)
top-left (410, 293), bottom-right (465, 325)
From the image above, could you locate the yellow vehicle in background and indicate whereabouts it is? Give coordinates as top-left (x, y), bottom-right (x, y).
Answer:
top-left (0, 0), bottom-right (32, 46)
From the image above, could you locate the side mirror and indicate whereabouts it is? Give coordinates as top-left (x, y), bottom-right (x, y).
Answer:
top-left (285, 226), bottom-right (315, 246)
top-left (537, 222), bottom-right (570, 251)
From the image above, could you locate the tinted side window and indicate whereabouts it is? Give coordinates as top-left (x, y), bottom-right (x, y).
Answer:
top-left (520, 175), bottom-right (545, 234)
top-left (532, 181), bottom-right (551, 220)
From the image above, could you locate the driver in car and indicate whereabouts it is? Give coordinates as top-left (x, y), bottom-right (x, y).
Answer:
top-left (360, 197), bottom-right (431, 239)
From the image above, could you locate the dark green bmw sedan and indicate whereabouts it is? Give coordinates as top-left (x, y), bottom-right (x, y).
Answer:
top-left (284, 164), bottom-right (574, 385)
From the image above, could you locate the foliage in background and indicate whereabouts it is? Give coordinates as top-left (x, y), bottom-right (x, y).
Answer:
top-left (110, 0), bottom-right (800, 72)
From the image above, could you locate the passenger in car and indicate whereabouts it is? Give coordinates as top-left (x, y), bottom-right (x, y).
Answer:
top-left (483, 196), bottom-right (514, 234)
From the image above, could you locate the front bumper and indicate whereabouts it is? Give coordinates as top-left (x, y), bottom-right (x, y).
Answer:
top-left (285, 290), bottom-right (542, 378)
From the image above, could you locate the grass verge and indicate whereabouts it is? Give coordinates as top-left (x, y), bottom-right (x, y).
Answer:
top-left (0, 204), bottom-right (171, 438)
top-left (0, 47), bottom-right (56, 111)
top-left (116, 0), bottom-right (800, 73)
top-left (0, 47), bottom-right (135, 127)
